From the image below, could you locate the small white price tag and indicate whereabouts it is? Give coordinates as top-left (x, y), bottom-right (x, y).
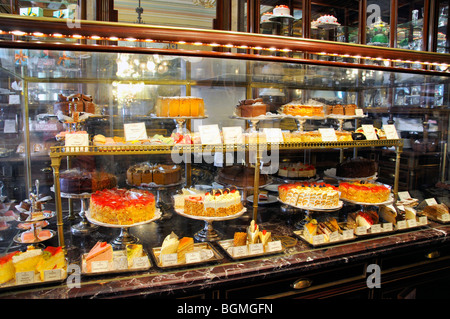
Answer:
top-left (418, 216), bottom-right (427, 225)
top-left (90, 260), bottom-right (109, 272)
top-left (397, 220), bottom-right (407, 230)
top-left (329, 231), bottom-right (340, 242)
top-left (199, 124), bottom-right (222, 144)
top-left (3, 120), bottom-right (16, 133)
top-left (355, 109), bottom-right (364, 116)
top-left (161, 253), bottom-right (178, 266)
top-left (425, 198), bottom-right (438, 206)
top-left (133, 256), bottom-right (149, 268)
top-left (266, 240), bottom-right (282, 252)
top-left (342, 229), bottom-right (354, 239)
top-left (222, 126), bottom-right (244, 144)
top-left (124, 122), bottom-right (148, 141)
top-left (9, 94), bottom-right (20, 104)
top-left (185, 251), bottom-right (202, 264)
top-left (248, 243), bottom-right (264, 255)
top-left (370, 224), bottom-right (381, 233)
top-left (232, 245), bottom-right (248, 257)
top-left (65, 133), bottom-right (89, 152)
top-left (407, 219), bottom-right (417, 228)
top-left (355, 226), bottom-right (367, 235)
top-left (398, 191), bottom-right (411, 201)
top-left (383, 124), bottom-right (399, 139)
top-left (312, 234), bottom-right (325, 245)
top-left (318, 128), bottom-right (337, 142)
top-left (383, 223), bottom-right (393, 231)
top-left (16, 271), bottom-right (35, 284)
top-left (43, 268), bottom-right (62, 281)
top-left (439, 214), bottom-right (450, 222)
top-left (113, 256), bottom-right (128, 270)
top-left (263, 128), bottom-right (283, 143)
top-left (362, 124), bottom-right (378, 140)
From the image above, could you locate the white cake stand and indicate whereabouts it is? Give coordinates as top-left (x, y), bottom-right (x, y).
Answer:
top-left (174, 207), bottom-right (246, 242)
top-left (85, 209), bottom-right (161, 248)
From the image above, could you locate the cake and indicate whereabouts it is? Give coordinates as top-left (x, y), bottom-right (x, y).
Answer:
top-left (279, 99), bottom-right (324, 117)
top-left (233, 232), bottom-right (247, 246)
top-left (259, 230), bottom-right (271, 246)
top-left (85, 241), bottom-right (113, 273)
top-left (59, 169), bottom-right (117, 194)
top-left (339, 182), bottom-right (391, 203)
top-left (273, 5), bottom-right (290, 16)
top-left (160, 232), bottom-right (180, 255)
top-left (304, 219), bottom-right (318, 237)
top-left (421, 204), bottom-right (449, 220)
top-left (177, 237), bottom-right (194, 263)
top-left (20, 229), bottom-right (52, 243)
top-left (278, 162), bottom-right (316, 179)
top-left (126, 244), bottom-right (143, 268)
top-left (0, 251), bottom-right (19, 284)
top-left (126, 162), bottom-right (182, 186)
top-left (355, 210), bottom-right (379, 228)
top-left (316, 15), bottom-right (338, 25)
top-left (155, 96), bottom-right (205, 117)
top-left (90, 188), bottom-right (156, 225)
top-left (279, 182), bottom-right (340, 209)
top-left (236, 98), bottom-right (267, 117)
top-left (218, 165), bottom-right (268, 187)
top-left (53, 93), bottom-right (95, 116)
top-left (36, 246), bottom-right (65, 281)
top-left (261, 12), bottom-right (273, 23)
top-left (12, 247), bottom-right (42, 273)
top-left (183, 189), bottom-right (243, 217)
top-left (304, 217), bottom-right (341, 242)
top-left (247, 220), bottom-right (260, 244)
top-left (335, 157), bottom-right (378, 178)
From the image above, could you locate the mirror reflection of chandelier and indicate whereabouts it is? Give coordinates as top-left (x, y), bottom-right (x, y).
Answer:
top-left (193, 0), bottom-right (216, 8)
top-left (116, 54), bottom-right (168, 78)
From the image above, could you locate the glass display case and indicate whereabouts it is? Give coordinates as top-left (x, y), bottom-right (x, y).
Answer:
top-left (0, 15), bottom-right (448, 293)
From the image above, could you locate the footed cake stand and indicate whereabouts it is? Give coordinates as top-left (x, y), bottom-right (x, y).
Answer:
top-left (85, 209), bottom-right (161, 249)
top-left (175, 208), bottom-right (246, 242)
top-left (60, 191), bottom-right (99, 235)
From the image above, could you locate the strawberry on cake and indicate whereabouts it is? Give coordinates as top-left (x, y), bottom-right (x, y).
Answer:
top-left (90, 188), bottom-right (156, 225)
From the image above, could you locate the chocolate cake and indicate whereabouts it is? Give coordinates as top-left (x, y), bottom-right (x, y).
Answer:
top-left (218, 165), bottom-right (268, 187)
top-left (54, 93), bottom-right (95, 116)
top-left (335, 157), bottom-right (378, 178)
top-left (126, 163), bottom-right (182, 186)
top-left (236, 98), bottom-right (268, 117)
top-left (59, 169), bottom-right (117, 194)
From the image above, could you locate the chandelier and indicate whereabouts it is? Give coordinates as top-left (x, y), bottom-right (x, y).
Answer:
top-left (193, 0), bottom-right (216, 8)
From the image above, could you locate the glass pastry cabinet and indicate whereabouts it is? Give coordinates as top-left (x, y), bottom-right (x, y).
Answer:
top-left (0, 14), bottom-right (449, 298)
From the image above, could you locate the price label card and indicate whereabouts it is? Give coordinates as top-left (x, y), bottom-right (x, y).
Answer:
top-left (222, 126), bottom-right (244, 144)
top-left (383, 124), bottom-right (399, 139)
top-left (329, 231), bottom-right (340, 242)
top-left (124, 122), bottom-right (147, 141)
top-left (355, 226), bottom-right (368, 235)
top-left (397, 220), bottom-right (407, 230)
top-left (9, 94), bottom-right (20, 104)
top-left (65, 133), bottom-right (89, 150)
top-left (267, 240), bottom-right (282, 252)
top-left (342, 229), bottom-right (354, 240)
top-left (263, 128), bottom-right (283, 143)
top-left (248, 243), bottom-right (264, 255)
top-left (370, 224), bottom-right (381, 233)
top-left (318, 128), bottom-right (337, 142)
top-left (113, 256), bottom-right (128, 270)
top-left (407, 219), bottom-right (417, 228)
top-left (383, 223), bottom-right (393, 231)
top-left (232, 245), bottom-right (248, 257)
top-left (440, 214), bottom-right (450, 222)
top-left (355, 109), bottom-right (364, 116)
top-left (398, 191), bottom-right (411, 201)
top-left (362, 124), bottom-right (378, 140)
top-left (3, 120), bottom-right (16, 133)
top-left (199, 124), bottom-right (222, 144)
top-left (425, 198), bottom-right (438, 206)
top-left (185, 251), bottom-right (202, 264)
top-left (90, 260), bottom-right (109, 272)
top-left (161, 253), bottom-right (178, 266)
top-left (418, 216), bottom-right (427, 225)
top-left (16, 271), bottom-right (35, 284)
top-left (133, 256), bottom-right (149, 268)
top-left (43, 269), bottom-right (63, 281)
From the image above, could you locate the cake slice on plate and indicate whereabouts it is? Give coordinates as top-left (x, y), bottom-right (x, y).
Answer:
top-left (12, 246), bottom-right (43, 273)
top-left (177, 237), bottom-right (194, 263)
top-left (85, 241), bottom-right (113, 272)
top-left (0, 251), bottom-right (19, 284)
top-left (126, 244), bottom-right (143, 268)
top-left (36, 246), bottom-right (65, 280)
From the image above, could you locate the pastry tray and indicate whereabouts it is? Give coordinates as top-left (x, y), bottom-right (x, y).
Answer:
top-left (81, 249), bottom-right (152, 275)
top-left (418, 212), bottom-right (450, 224)
top-left (151, 242), bottom-right (223, 269)
top-left (216, 238), bottom-right (285, 260)
top-left (0, 261), bottom-right (68, 289)
top-left (294, 228), bottom-right (355, 248)
top-left (278, 198), bottom-right (344, 212)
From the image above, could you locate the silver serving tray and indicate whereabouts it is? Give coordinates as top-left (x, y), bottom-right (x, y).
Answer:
top-left (81, 249), bottom-right (152, 275)
top-left (217, 238), bottom-right (284, 260)
top-left (294, 229), bottom-right (355, 248)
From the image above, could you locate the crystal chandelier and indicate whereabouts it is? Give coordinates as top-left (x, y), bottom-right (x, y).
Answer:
top-left (193, 0), bottom-right (216, 8)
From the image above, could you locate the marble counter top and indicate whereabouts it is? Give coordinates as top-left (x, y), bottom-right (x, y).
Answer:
top-left (1, 202), bottom-right (449, 299)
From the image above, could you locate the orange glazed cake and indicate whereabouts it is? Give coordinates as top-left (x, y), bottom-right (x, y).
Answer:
top-left (339, 182), bottom-right (391, 203)
top-left (90, 188), bottom-right (156, 225)
top-left (36, 246), bottom-right (65, 281)
top-left (0, 251), bottom-right (19, 284)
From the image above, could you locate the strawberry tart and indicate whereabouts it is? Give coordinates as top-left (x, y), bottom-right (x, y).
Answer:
top-left (90, 188), bottom-right (156, 225)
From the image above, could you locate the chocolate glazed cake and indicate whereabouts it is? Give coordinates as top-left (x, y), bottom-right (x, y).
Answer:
top-left (335, 157), bottom-right (378, 178)
top-left (127, 163), bottom-right (182, 186)
top-left (218, 165), bottom-right (268, 187)
top-left (59, 169), bottom-right (117, 194)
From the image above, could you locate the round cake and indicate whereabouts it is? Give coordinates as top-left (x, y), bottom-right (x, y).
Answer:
top-left (59, 169), bottom-right (117, 194)
top-left (90, 188), bottom-right (156, 225)
top-left (335, 157), bottom-right (378, 178)
top-left (183, 188), bottom-right (243, 217)
top-left (278, 162), bottom-right (316, 179)
top-left (339, 182), bottom-right (391, 203)
top-left (273, 5), bottom-right (290, 16)
top-left (280, 100), bottom-right (324, 117)
top-left (155, 96), bottom-right (205, 117)
top-left (236, 98), bottom-right (268, 117)
top-left (317, 15), bottom-right (338, 24)
top-left (127, 162), bottom-right (182, 186)
top-left (261, 12), bottom-right (273, 23)
top-left (218, 165), bottom-right (269, 187)
top-left (278, 182), bottom-right (340, 209)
